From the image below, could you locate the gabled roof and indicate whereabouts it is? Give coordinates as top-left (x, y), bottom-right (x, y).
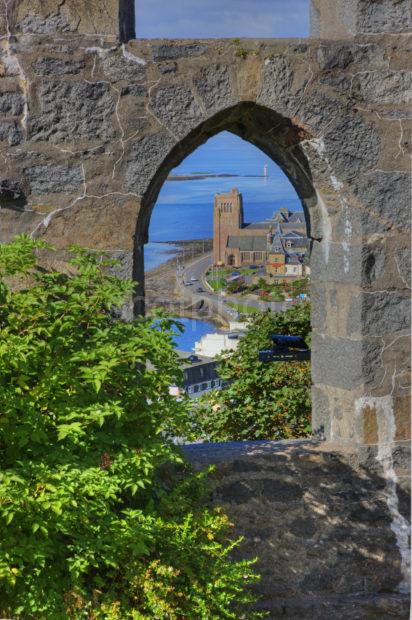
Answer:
top-left (287, 212), bottom-right (305, 223)
top-left (281, 231), bottom-right (305, 239)
top-left (227, 235), bottom-right (267, 251)
top-left (268, 229), bottom-right (285, 254)
top-left (242, 222), bottom-right (270, 231)
top-left (286, 254), bottom-right (303, 265)
top-left (282, 237), bottom-right (310, 249)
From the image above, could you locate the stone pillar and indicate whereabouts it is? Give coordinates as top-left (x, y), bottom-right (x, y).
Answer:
top-left (2, 0), bottom-right (135, 41)
top-left (310, 0), bottom-right (411, 38)
top-left (133, 242), bottom-right (146, 317)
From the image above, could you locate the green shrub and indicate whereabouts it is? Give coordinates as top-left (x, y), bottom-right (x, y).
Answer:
top-left (193, 304), bottom-right (311, 442)
top-left (207, 277), bottom-right (226, 291)
top-left (0, 236), bottom-right (263, 619)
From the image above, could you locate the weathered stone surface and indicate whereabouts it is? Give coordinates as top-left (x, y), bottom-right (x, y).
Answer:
top-left (0, 91), bottom-right (25, 116)
top-left (298, 92), bottom-right (345, 134)
top-left (158, 61), bottom-right (177, 75)
top-left (317, 43), bottom-right (379, 70)
top-left (258, 54), bottom-right (303, 116)
top-left (394, 395), bottom-right (411, 442)
top-left (125, 132), bottom-right (177, 197)
top-left (312, 334), bottom-right (381, 390)
top-left (353, 172), bottom-right (411, 234)
top-left (29, 81), bottom-right (116, 143)
top-left (392, 442), bottom-right (412, 471)
top-left (323, 116), bottom-right (380, 181)
top-left (396, 247), bottom-right (411, 287)
top-left (310, 281), bottom-right (326, 329)
top-left (11, 0), bottom-right (134, 39)
top-left (184, 440), bottom-right (409, 616)
top-left (32, 57), bottom-right (85, 76)
top-left (0, 179), bottom-right (25, 204)
top-left (319, 73), bottom-right (351, 93)
top-left (310, 242), bottom-right (365, 285)
top-left (152, 43), bottom-right (208, 61)
top-left (352, 70), bottom-right (412, 105)
top-left (35, 196), bottom-right (139, 250)
top-left (149, 84), bottom-right (203, 137)
top-left (312, 385), bottom-right (331, 439)
top-left (24, 164), bottom-right (83, 195)
top-left (0, 206), bottom-right (42, 240)
top-left (348, 292), bottom-right (410, 337)
top-left (102, 51), bottom-right (146, 81)
top-left (311, 0), bottom-right (411, 37)
top-left (121, 84), bottom-right (147, 98)
top-left (16, 9), bottom-right (75, 34)
top-left (362, 242), bottom-right (386, 286)
top-left (193, 64), bottom-right (234, 112)
top-left (357, 0), bottom-right (412, 34)
top-left (0, 120), bottom-right (22, 145)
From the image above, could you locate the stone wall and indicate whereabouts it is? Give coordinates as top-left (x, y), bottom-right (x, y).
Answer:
top-left (184, 440), bottom-right (410, 618)
top-left (0, 0), bottom-right (410, 614)
top-left (310, 0), bottom-right (412, 39)
top-left (0, 15), bottom-right (410, 461)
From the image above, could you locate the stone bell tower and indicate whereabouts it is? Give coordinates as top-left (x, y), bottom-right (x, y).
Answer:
top-left (213, 188), bottom-right (244, 265)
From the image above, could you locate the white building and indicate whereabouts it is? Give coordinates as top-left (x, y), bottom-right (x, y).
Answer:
top-left (194, 332), bottom-right (242, 358)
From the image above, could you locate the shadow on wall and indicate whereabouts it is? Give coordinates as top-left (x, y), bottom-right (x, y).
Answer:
top-left (184, 440), bottom-right (411, 618)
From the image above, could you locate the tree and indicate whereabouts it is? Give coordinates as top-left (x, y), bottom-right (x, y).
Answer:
top-left (193, 304), bottom-right (311, 442)
top-left (0, 237), bottom-right (262, 619)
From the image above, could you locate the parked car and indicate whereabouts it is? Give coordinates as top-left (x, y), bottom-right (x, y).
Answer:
top-left (196, 287), bottom-right (204, 293)
top-left (249, 265), bottom-right (258, 270)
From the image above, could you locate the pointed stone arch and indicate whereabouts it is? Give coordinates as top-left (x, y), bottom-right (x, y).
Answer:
top-left (0, 16), bottom-right (408, 462)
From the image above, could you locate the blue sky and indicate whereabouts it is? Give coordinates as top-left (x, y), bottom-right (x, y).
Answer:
top-left (137, 0), bottom-right (310, 39)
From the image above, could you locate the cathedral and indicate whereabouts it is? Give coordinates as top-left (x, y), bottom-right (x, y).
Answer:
top-left (212, 188), bottom-right (310, 277)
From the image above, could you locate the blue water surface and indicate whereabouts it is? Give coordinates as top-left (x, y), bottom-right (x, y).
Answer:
top-left (145, 132), bottom-right (305, 343)
top-left (170, 317), bottom-right (220, 353)
top-left (144, 132), bottom-right (303, 271)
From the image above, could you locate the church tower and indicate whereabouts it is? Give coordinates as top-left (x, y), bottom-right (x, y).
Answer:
top-left (213, 188), bottom-right (244, 265)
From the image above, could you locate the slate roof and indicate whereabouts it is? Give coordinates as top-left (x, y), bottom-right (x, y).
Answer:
top-left (242, 222), bottom-right (271, 231)
top-left (227, 235), bottom-right (267, 251)
top-left (283, 237), bottom-right (310, 249)
top-left (282, 231), bottom-right (305, 239)
top-left (286, 255), bottom-right (303, 265)
top-left (287, 212), bottom-right (305, 223)
top-left (275, 210), bottom-right (306, 224)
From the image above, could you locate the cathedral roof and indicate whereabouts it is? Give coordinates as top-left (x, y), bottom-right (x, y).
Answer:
top-left (227, 235), bottom-right (267, 251)
top-left (242, 222), bottom-right (271, 231)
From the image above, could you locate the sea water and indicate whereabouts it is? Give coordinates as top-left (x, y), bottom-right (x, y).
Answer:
top-left (145, 132), bottom-right (303, 269)
top-left (145, 131), bottom-right (303, 348)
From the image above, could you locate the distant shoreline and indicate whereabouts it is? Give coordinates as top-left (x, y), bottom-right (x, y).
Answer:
top-left (167, 173), bottom-right (268, 181)
top-left (144, 238), bottom-right (226, 328)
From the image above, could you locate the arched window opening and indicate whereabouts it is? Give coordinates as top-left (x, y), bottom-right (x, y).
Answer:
top-left (142, 128), bottom-right (312, 444)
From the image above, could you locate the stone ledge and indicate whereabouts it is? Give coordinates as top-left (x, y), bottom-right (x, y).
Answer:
top-left (256, 593), bottom-right (410, 619)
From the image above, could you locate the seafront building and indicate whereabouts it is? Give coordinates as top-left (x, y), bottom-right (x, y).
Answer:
top-left (168, 352), bottom-right (223, 398)
top-left (212, 188), bottom-right (310, 278)
top-left (194, 332), bottom-right (242, 358)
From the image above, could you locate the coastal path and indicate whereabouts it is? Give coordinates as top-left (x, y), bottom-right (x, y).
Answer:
top-left (176, 254), bottom-right (293, 324)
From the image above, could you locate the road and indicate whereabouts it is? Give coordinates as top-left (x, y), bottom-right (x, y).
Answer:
top-left (176, 254), bottom-right (294, 323)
